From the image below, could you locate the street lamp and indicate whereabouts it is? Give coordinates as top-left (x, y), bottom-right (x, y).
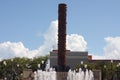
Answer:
top-left (11, 58), bottom-right (14, 80)
top-left (84, 64), bottom-right (87, 69)
top-left (104, 65), bottom-right (106, 69)
top-left (104, 65), bottom-right (107, 80)
top-left (11, 58), bottom-right (13, 62)
top-left (3, 61), bottom-right (7, 80)
top-left (111, 60), bottom-right (113, 63)
top-left (3, 61), bottom-right (6, 66)
top-left (117, 63), bottom-right (120, 80)
top-left (110, 60), bottom-right (113, 80)
top-left (81, 61), bottom-right (83, 65)
top-left (41, 60), bottom-right (44, 64)
top-left (80, 61), bottom-right (83, 69)
top-left (41, 60), bottom-right (44, 70)
top-left (17, 64), bottom-right (19, 67)
top-left (16, 64), bottom-right (20, 80)
top-left (111, 60), bottom-right (113, 70)
top-left (38, 64), bottom-right (40, 70)
top-left (17, 64), bottom-right (20, 72)
top-left (83, 64), bottom-right (87, 72)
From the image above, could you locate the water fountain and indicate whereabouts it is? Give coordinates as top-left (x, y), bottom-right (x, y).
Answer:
top-left (67, 69), bottom-right (94, 80)
top-left (34, 68), bottom-right (56, 80)
top-left (34, 68), bottom-right (94, 80)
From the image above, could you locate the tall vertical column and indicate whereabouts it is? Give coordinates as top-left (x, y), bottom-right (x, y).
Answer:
top-left (58, 3), bottom-right (67, 66)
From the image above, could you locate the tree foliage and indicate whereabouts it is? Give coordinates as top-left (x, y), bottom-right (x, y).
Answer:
top-left (0, 55), bottom-right (49, 79)
top-left (75, 61), bottom-right (120, 80)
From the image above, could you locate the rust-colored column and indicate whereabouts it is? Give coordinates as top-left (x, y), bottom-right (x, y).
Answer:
top-left (58, 3), bottom-right (67, 66)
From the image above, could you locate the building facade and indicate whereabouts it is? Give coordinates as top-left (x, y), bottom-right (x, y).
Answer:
top-left (50, 50), bottom-right (88, 69)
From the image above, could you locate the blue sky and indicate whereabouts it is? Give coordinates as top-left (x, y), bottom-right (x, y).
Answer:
top-left (0, 0), bottom-right (120, 59)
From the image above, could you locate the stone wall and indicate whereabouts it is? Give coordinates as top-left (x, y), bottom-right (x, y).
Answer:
top-left (93, 70), bottom-right (101, 80)
top-left (56, 72), bottom-right (68, 80)
top-left (23, 69), bottom-right (34, 80)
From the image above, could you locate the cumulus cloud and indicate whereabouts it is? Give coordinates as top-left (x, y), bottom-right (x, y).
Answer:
top-left (0, 41), bottom-right (37, 59)
top-left (0, 20), bottom-right (87, 59)
top-left (36, 20), bottom-right (58, 56)
top-left (67, 34), bottom-right (87, 51)
top-left (104, 37), bottom-right (120, 59)
top-left (40, 22), bottom-right (120, 60)
top-left (1, 20), bottom-right (120, 60)
top-left (36, 20), bottom-right (87, 55)
top-left (91, 37), bottom-right (120, 60)
top-left (37, 21), bottom-right (120, 60)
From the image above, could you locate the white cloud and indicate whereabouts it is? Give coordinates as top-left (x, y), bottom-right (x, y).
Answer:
top-left (0, 41), bottom-right (35, 59)
top-left (0, 20), bottom-right (88, 59)
top-left (92, 55), bottom-right (106, 60)
top-left (37, 20), bottom-right (87, 56)
top-left (38, 23), bottom-right (120, 60)
top-left (91, 37), bottom-right (120, 60)
top-left (104, 37), bottom-right (120, 59)
top-left (36, 20), bottom-right (58, 56)
top-left (0, 41), bottom-right (41, 60)
top-left (1, 20), bottom-right (120, 60)
top-left (67, 34), bottom-right (87, 51)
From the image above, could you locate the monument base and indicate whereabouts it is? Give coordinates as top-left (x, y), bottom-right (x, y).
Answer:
top-left (56, 72), bottom-right (68, 80)
top-left (53, 65), bottom-right (70, 72)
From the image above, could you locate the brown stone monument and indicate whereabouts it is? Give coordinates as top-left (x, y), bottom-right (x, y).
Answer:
top-left (55, 3), bottom-right (69, 72)
top-left (58, 3), bottom-right (66, 67)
